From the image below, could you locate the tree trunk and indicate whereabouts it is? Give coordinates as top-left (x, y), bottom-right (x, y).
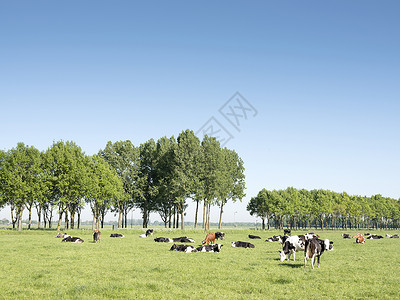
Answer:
top-left (218, 201), bottom-right (224, 229)
top-left (194, 200), bottom-right (199, 229)
top-left (57, 211), bottom-right (63, 232)
top-left (181, 204), bottom-right (185, 230)
top-left (207, 203), bottom-right (211, 231)
top-left (262, 217), bottom-right (265, 230)
top-left (118, 209), bottom-right (123, 228)
top-left (28, 206), bottom-right (32, 230)
top-left (37, 205), bottom-right (42, 229)
top-left (202, 200), bottom-right (206, 230)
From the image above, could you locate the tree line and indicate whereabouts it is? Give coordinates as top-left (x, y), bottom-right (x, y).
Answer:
top-left (0, 129), bottom-right (246, 231)
top-left (247, 187), bottom-right (400, 230)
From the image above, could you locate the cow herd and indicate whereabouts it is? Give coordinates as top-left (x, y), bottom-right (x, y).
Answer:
top-left (55, 228), bottom-right (398, 269)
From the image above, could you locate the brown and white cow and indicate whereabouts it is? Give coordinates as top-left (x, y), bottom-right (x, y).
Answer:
top-left (202, 232), bottom-right (216, 245)
top-left (304, 238), bottom-right (334, 269)
top-left (352, 233), bottom-right (365, 244)
top-left (93, 229), bottom-right (101, 243)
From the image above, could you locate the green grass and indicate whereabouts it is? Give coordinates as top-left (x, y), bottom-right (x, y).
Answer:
top-left (0, 229), bottom-right (399, 299)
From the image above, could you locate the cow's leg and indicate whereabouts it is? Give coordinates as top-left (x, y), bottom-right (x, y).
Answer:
top-left (292, 250), bottom-right (296, 261)
top-left (304, 254), bottom-right (308, 268)
top-left (311, 254), bottom-right (315, 269)
top-left (317, 255), bottom-right (320, 268)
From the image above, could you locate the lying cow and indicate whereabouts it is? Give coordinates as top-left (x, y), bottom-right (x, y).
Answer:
top-left (367, 234), bottom-right (384, 239)
top-left (62, 236), bottom-right (84, 243)
top-left (304, 238), bottom-right (334, 269)
top-left (231, 241), bottom-right (255, 248)
top-left (202, 232), bottom-right (216, 245)
top-left (284, 229), bottom-right (291, 236)
top-left (139, 229), bottom-right (154, 238)
top-left (265, 235), bottom-right (282, 243)
top-left (391, 234), bottom-right (399, 238)
top-left (215, 232), bottom-right (225, 240)
top-left (342, 233), bottom-right (351, 239)
top-left (170, 244), bottom-right (198, 253)
top-left (172, 237), bottom-right (195, 243)
top-left (279, 233), bottom-right (318, 262)
top-left (110, 233), bottom-right (125, 238)
top-left (154, 237), bottom-right (173, 243)
top-left (197, 244), bottom-right (223, 253)
top-left (56, 233), bottom-right (69, 238)
top-left (93, 229), bottom-right (101, 243)
top-left (248, 234), bottom-right (261, 239)
top-left (353, 233), bottom-right (365, 244)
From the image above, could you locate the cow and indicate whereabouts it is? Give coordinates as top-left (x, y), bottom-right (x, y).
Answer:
top-left (265, 235), bottom-right (283, 243)
top-left (342, 233), bottom-right (351, 239)
top-left (170, 244), bottom-right (198, 253)
top-left (56, 233), bottom-right (69, 238)
top-left (197, 244), bottom-right (223, 253)
top-left (248, 234), bottom-right (261, 239)
top-left (154, 237), bottom-right (173, 243)
top-left (93, 229), bottom-right (101, 243)
top-left (279, 233), bottom-right (318, 262)
top-left (352, 233), bottom-right (365, 244)
top-left (391, 234), bottom-right (399, 238)
top-left (202, 233), bottom-right (216, 245)
top-left (284, 229), bottom-right (291, 236)
top-left (62, 236), bottom-right (84, 243)
top-left (367, 234), bottom-right (384, 239)
top-left (215, 232), bottom-right (225, 240)
top-left (231, 241), bottom-right (255, 248)
top-left (110, 233), bottom-right (125, 238)
top-left (146, 229), bottom-right (154, 236)
top-left (304, 238), bottom-right (334, 269)
top-left (172, 237), bottom-right (195, 243)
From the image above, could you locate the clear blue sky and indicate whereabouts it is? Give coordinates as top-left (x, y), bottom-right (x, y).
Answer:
top-left (1, 1), bottom-right (399, 223)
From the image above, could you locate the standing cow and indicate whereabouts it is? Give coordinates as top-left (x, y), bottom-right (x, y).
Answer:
top-left (202, 233), bottom-right (216, 245)
top-left (93, 229), bottom-right (101, 243)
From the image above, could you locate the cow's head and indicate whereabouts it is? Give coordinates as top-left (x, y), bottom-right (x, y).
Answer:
top-left (324, 239), bottom-right (334, 251)
top-left (279, 250), bottom-right (286, 262)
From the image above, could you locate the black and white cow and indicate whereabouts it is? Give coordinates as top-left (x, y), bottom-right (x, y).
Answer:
top-left (248, 234), bottom-right (261, 239)
top-left (390, 234), bottom-right (399, 238)
top-left (196, 244), bottom-right (223, 253)
top-left (342, 233), bottom-right (351, 239)
top-left (154, 237), bottom-right (173, 243)
top-left (62, 236), bottom-right (84, 243)
top-left (170, 244), bottom-right (198, 253)
top-left (367, 234), bottom-right (384, 239)
top-left (265, 235), bottom-right (283, 243)
top-left (304, 238), bottom-right (334, 269)
top-left (215, 232), bottom-right (225, 240)
top-left (172, 236), bottom-right (195, 243)
top-left (146, 229), bottom-right (154, 236)
top-left (284, 229), bottom-right (291, 236)
top-left (279, 233), bottom-right (318, 262)
top-left (56, 233), bottom-right (69, 238)
top-left (110, 233), bottom-right (125, 238)
top-left (231, 241), bottom-right (255, 248)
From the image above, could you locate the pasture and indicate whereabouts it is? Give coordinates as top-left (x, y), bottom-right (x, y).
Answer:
top-left (0, 229), bottom-right (399, 299)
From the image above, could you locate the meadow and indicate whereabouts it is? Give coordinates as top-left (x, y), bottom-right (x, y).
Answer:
top-left (0, 228), bottom-right (399, 299)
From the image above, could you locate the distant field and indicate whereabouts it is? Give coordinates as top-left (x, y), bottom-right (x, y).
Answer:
top-left (0, 229), bottom-right (399, 299)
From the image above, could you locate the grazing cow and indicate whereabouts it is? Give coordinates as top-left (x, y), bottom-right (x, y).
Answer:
top-left (215, 232), bottom-right (225, 240)
top-left (170, 244), bottom-right (198, 253)
top-left (367, 234), bottom-right (384, 239)
top-left (352, 233), bottom-right (365, 244)
top-left (248, 234), bottom-right (261, 239)
top-left (304, 238), bottom-right (334, 269)
top-left (93, 229), bottom-right (101, 243)
top-left (62, 236), bottom-right (84, 243)
top-left (231, 241), bottom-right (255, 248)
top-left (56, 233), bottom-right (69, 238)
top-left (279, 234), bottom-right (318, 262)
top-left (265, 235), bottom-right (283, 243)
top-left (284, 229), bottom-right (291, 236)
top-left (154, 237), bottom-right (173, 243)
top-left (110, 233), bottom-right (125, 238)
top-left (197, 244), bottom-right (223, 253)
top-left (202, 233), bottom-right (216, 245)
top-left (342, 233), bottom-right (351, 239)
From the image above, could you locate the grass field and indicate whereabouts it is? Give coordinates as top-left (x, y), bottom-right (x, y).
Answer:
top-left (0, 228), bottom-right (399, 299)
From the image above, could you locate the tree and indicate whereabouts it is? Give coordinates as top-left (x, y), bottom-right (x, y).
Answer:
top-left (217, 148), bottom-right (245, 229)
top-left (99, 140), bottom-right (139, 228)
top-left (86, 155), bottom-right (124, 229)
top-left (173, 130), bottom-right (201, 229)
top-left (247, 188), bottom-right (272, 230)
top-left (44, 141), bottom-right (88, 231)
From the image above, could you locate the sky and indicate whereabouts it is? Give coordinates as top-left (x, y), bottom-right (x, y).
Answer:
top-left (1, 1), bottom-right (399, 224)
